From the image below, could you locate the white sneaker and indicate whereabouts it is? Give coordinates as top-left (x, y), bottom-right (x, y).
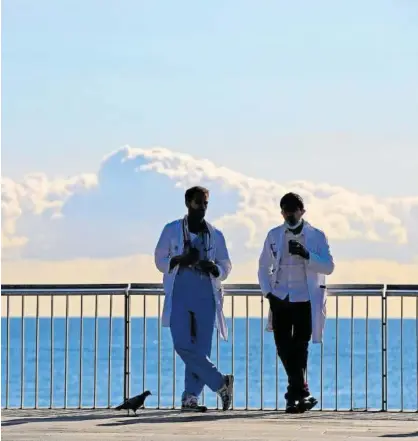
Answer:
top-left (181, 394), bottom-right (207, 412)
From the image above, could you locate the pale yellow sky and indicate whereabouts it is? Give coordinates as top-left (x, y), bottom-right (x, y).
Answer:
top-left (2, 255), bottom-right (417, 318)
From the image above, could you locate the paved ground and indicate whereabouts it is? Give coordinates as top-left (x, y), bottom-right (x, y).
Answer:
top-left (1, 409), bottom-right (418, 441)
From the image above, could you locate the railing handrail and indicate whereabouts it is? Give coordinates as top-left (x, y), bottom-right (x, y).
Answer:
top-left (2, 283), bottom-right (417, 297)
top-left (1, 283), bottom-right (389, 289)
top-left (1, 283), bottom-right (130, 290)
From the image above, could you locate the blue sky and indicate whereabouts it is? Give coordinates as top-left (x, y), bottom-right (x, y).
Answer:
top-left (3, 0), bottom-right (418, 197)
top-left (2, 0), bottom-right (418, 285)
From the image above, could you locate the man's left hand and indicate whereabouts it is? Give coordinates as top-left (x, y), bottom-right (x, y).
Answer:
top-left (288, 240), bottom-right (310, 260)
top-left (198, 260), bottom-right (220, 277)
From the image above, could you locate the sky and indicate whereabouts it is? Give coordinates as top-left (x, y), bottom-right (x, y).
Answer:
top-left (2, 0), bottom-right (418, 295)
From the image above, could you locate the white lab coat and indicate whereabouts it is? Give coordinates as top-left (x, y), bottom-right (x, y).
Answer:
top-left (154, 218), bottom-right (232, 341)
top-left (257, 221), bottom-right (334, 343)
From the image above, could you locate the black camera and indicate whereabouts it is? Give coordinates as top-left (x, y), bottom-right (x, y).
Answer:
top-left (188, 247), bottom-right (199, 262)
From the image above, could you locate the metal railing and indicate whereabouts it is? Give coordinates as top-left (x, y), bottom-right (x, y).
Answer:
top-left (1, 283), bottom-right (417, 412)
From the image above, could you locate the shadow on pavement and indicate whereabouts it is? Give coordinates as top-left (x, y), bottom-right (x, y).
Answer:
top-left (97, 410), bottom-right (279, 426)
top-left (1, 410), bottom-right (164, 427)
top-left (380, 432), bottom-right (418, 438)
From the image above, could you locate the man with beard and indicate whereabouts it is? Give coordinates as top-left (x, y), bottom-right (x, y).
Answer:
top-left (154, 186), bottom-right (234, 412)
top-left (258, 192), bottom-right (334, 413)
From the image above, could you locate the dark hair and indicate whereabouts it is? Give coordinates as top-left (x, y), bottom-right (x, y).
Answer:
top-left (185, 186), bottom-right (209, 203)
top-left (280, 192), bottom-right (304, 210)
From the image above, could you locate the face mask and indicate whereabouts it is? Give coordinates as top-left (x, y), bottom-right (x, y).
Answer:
top-left (285, 214), bottom-right (302, 229)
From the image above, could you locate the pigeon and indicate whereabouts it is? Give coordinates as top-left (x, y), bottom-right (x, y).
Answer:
top-left (115, 390), bottom-right (152, 415)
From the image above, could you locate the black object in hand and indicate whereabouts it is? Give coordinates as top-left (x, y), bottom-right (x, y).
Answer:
top-left (182, 247), bottom-right (200, 266)
top-left (169, 247), bottom-right (199, 270)
top-left (198, 259), bottom-right (219, 277)
top-left (288, 240), bottom-right (310, 259)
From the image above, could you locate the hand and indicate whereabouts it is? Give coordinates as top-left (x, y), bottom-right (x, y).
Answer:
top-left (169, 248), bottom-right (199, 270)
top-left (181, 247), bottom-right (200, 266)
top-left (288, 240), bottom-right (310, 260)
top-left (197, 260), bottom-right (220, 277)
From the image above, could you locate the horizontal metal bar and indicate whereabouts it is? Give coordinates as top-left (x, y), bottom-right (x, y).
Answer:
top-left (224, 283), bottom-right (386, 290)
top-left (129, 283), bottom-right (167, 290)
top-left (386, 291), bottom-right (418, 297)
top-left (324, 284), bottom-right (385, 290)
top-left (224, 289), bottom-right (386, 297)
top-left (1, 288), bottom-right (127, 296)
top-left (128, 288), bottom-right (165, 294)
top-left (0, 284), bottom-right (415, 307)
top-left (3, 288), bottom-right (390, 297)
top-left (386, 284), bottom-right (418, 291)
top-left (1, 283), bottom-right (130, 290)
top-left (1, 282), bottom-right (388, 292)
top-left (326, 290), bottom-right (384, 297)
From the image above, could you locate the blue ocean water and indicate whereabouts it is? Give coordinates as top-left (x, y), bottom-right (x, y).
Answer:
top-left (1, 317), bottom-right (417, 411)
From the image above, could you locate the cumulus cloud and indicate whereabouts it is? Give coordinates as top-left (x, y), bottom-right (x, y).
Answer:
top-left (2, 145), bottom-right (418, 265)
top-left (1, 173), bottom-right (97, 257)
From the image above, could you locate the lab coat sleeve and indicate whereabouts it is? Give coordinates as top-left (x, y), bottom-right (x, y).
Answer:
top-left (214, 230), bottom-right (232, 282)
top-left (154, 223), bottom-right (172, 274)
top-left (306, 230), bottom-right (335, 275)
top-left (258, 232), bottom-right (275, 296)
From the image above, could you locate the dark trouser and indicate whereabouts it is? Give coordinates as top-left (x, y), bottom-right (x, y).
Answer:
top-left (268, 295), bottom-right (312, 401)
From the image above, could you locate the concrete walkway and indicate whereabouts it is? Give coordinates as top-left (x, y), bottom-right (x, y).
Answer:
top-left (2, 409), bottom-right (418, 441)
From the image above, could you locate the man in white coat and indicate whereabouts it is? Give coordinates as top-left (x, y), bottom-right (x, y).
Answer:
top-left (154, 186), bottom-right (234, 412)
top-left (258, 192), bottom-right (334, 413)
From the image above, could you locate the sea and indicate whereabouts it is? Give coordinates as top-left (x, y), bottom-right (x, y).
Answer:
top-left (1, 317), bottom-right (417, 411)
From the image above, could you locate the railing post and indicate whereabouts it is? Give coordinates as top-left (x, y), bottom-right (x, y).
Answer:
top-left (381, 285), bottom-right (388, 411)
top-left (123, 284), bottom-right (131, 404)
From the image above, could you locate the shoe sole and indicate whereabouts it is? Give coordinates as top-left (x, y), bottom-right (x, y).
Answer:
top-left (285, 406), bottom-right (300, 414)
top-left (181, 406), bottom-right (208, 413)
top-left (297, 398), bottom-right (318, 413)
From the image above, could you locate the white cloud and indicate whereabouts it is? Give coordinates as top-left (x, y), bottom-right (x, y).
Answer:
top-left (1, 145), bottom-right (417, 266)
top-left (1, 172), bottom-right (97, 259)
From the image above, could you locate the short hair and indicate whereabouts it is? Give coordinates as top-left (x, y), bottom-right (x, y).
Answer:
top-left (280, 192), bottom-right (304, 210)
top-left (185, 186), bottom-right (209, 203)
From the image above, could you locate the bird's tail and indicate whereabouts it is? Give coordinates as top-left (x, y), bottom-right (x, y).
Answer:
top-left (114, 402), bottom-right (127, 410)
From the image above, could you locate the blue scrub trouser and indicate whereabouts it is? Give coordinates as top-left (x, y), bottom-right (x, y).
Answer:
top-left (170, 269), bottom-right (224, 398)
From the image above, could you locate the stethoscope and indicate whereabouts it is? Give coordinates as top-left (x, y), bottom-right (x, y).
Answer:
top-left (182, 217), bottom-right (211, 261)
